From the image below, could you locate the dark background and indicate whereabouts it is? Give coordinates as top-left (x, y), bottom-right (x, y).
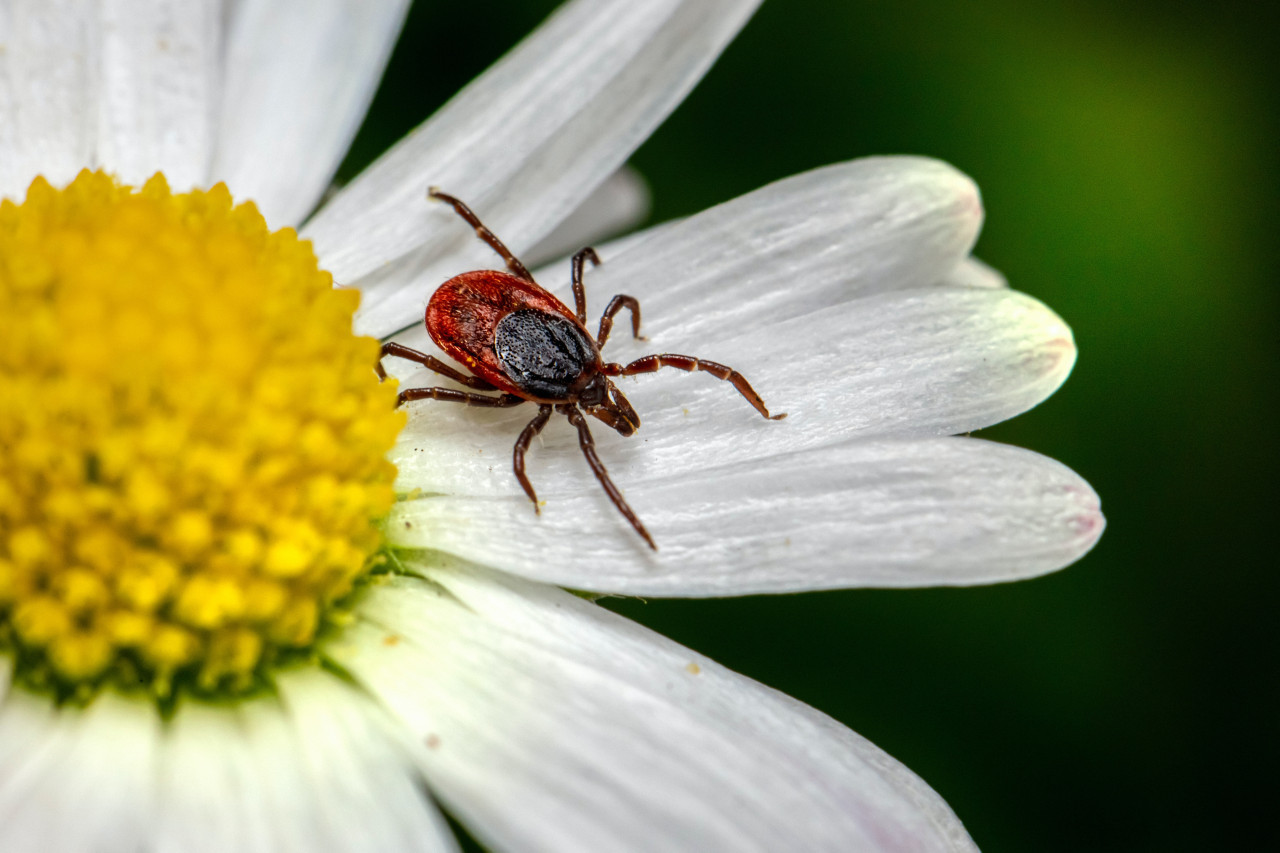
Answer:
top-left (338, 2), bottom-right (1278, 850)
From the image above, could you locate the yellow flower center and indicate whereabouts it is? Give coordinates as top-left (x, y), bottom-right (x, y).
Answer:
top-left (0, 170), bottom-right (403, 700)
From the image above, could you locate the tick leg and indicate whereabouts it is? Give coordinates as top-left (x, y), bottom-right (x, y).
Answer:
top-left (377, 342), bottom-right (495, 389)
top-left (512, 405), bottom-right (554, 513)
top-left (596, 294), bottom-right (645, 348)
top-left (612, 354), bottom-right (787, 421)
top-left (562, 405), bottom-right (657, 551)
top-left (397, 387), bottom-right (525, 409)
top-left (428, 188), bottom-right (534, 281)
top-left (570, 247), bottom-right (601, 324)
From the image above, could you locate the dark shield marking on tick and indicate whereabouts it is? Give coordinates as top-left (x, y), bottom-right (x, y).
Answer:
top-left (494, 310), bottom-right (595, 400)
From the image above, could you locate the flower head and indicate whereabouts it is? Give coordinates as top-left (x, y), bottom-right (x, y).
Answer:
top-left (0, 1), bottom-right (1102, 851)
top-left (1, 170), bottom-right (401, 699)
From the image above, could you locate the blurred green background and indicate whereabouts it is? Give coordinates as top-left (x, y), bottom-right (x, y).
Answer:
top-left (339, 1), bottom-right (1277, 850)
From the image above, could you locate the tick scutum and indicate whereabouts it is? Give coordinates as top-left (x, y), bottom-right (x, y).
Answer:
top-left (494, 309), bottom-right (597, 399)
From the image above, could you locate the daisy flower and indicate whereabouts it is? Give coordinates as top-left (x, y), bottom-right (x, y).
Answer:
top-left (0, 1), bottom-right (1104, 851)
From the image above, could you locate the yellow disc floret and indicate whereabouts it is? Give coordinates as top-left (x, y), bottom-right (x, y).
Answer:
top-left (0, 170), bottom-right (403, 699)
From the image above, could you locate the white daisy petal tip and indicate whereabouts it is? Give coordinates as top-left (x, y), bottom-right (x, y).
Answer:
top-left (969, 290), bottom-right (1077, 420)
top-left (941, 255), bottom-right (1009, 289)
top-left (849, 155), bottom-right (985, 254)
top-left (1055, 480), bottom-right (1106, 571)
top-left (896, 154), bottom-right (984, 221)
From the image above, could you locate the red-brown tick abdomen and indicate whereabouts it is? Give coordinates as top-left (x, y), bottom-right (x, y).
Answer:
top-left (426, 270), bottom-right (591, 398)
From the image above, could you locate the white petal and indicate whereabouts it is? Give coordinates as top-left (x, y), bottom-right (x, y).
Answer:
top-left (274, 670), bottom-right (459, 853)
top-left (0, 0), bottom-right (99, 199)
top-left (538, 214), bottom-right (689, 277)
top-left (308, 0), bottom-right (763, 337)
top-left (387, 287), bottom-right (1075, 497)
top-left (327, 568), bottom-right (978, 852)
top-left (373, 213), bottom-right (683, 344)
top-left (0, 688), bottom-right (57, 808)
top-left (938, 255), bottom-right (1007, 289)
top-left (503, 157), bottom-right (978, 341)
top-left (0, 691), bottom-right (159, 853)
top-left (213, 0), bottom-right (410, 227)
top-left (155, 701), bottom-right (274, 852)
top-left (524, 166), bottom-right (651, 267)
top-left (578, 157), bottom-right (983, 345)
top-left (0, 693), bottom-right (65, 848)
top-left (156, 690), bottom-right (456, 853)
top-left (377, 155), bottom-right (980, 348)
top-left (237, 697), bottom-right (359, 852)
top-left (386, 437), bottom-right (1103, 594)
top-left (96, 0), bottom-right (221, 191)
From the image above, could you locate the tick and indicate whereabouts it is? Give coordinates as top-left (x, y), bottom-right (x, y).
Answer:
top-left (376, 188), bottom-right (785, 550)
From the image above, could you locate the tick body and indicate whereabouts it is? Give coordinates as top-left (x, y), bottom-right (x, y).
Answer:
top-left (378, 189), bottom-right (785, 550)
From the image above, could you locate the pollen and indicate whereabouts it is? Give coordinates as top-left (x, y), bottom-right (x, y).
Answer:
top-left (0, 170), bottom-right (404, 699)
